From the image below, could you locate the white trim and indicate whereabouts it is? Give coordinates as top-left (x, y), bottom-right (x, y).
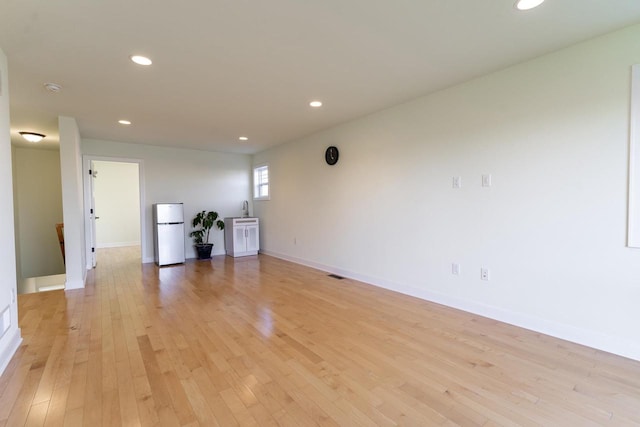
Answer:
top-left (82, 155), bottom-right (146, 267)
top-left (187, 248), bottom-right (227, 259)
top-left (261, 249), bottom-right (640, 362)
top-left (253, 163), bottom-right (270, 201)
top-left (83, 157), bottom-right (95, 269)
top-left (142, 248), bottom-right (226, 264)
top-left (96, 241), bottom-right (141, 249)
top-left (628, 64), bottom-right (640, 247)
top-left (0, 328), bottom-right (22, 376)
top-left (65, 269), bottom-right (86, 290)
top-left (211, 248), bottom-right (227, 257)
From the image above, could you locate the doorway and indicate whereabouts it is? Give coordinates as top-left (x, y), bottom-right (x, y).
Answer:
top-left (83, 156), bottom-right (145, 268)
top-left (12, 147), bottom-right (66, 294)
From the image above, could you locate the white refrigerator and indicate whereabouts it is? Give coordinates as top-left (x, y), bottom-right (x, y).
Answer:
top-left (153, 203), bottom-right (185, 266)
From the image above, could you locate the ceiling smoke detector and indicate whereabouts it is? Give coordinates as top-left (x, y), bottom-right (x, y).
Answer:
top-left (44, 82), bottom-right (62, 93)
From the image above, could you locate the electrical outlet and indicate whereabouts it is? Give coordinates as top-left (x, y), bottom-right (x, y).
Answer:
top-left (453, 176), bottom-right (462, 189)
top-left (452, 263), bottom-right (460, 275)
top-left (481, 268), bottom-right (490, 281)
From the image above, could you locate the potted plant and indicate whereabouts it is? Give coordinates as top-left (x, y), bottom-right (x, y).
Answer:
top-left (189, 210), bottom-right (225, 259)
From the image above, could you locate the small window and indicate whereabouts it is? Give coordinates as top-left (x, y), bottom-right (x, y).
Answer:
top-left (253, 164), bottom-right (270, 200)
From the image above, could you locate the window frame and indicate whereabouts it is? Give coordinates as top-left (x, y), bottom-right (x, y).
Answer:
top-left (253, 163), bottom-right (270, 201)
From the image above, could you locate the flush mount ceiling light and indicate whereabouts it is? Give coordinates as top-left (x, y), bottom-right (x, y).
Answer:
top-left (19, 132), bottom-right (46, 143)
top-left (43, 82), bottom-right (62, 93)
top-left (130, 55), bottom-right (152, 66)
top-left (515, 0), bottom-right (545, 10)
top-left (118, 119), bottom-right (132, 125)
top-left (309, 101), bottom-right (323, 108)
top-left (239, 136), bottom-right (248, 141)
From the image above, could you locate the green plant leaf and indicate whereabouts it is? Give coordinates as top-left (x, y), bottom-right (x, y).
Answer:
top-left (190, 210), bottom-right (224, 244)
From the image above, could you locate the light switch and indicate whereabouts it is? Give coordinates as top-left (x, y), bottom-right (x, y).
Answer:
top-left (482, 174), bottom-right (492, 187)
top-left (2, 308), bottom-right (9, 334)
top-left (453, 176), bottom-right (462, 189)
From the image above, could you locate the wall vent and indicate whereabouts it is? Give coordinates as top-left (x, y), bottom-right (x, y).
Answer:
top-left (328, 274), bottom-right (344, 280)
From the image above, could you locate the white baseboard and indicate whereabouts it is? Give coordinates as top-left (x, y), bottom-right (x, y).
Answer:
top-left (142, 249), bottom-right (227, 265)
top-left (0, 328), bottom-right (22, 376)
top-left (261, 249), bottom-right (640, 362)
top-left (64, 276), bottom-right (85, 290)
top-left (96, 241), bottom-right (140, 249)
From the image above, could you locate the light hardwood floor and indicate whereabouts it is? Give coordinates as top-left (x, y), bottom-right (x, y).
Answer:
top-left (3, 246), bottom-right (639, 426)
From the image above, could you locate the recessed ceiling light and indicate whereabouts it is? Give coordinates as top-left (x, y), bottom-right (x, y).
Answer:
top-left (130, 55), bottom-right (152, 66)
top-left (239, 136), bottom-right (248, 141)
top-left (19, 132), bottom-right (46, 143)
top-left (515, 0), bottom-right (545, 10)
top-left (118, 120), bottom-right (132, 125)
top-left (309, 101), bottom-right (323, 108)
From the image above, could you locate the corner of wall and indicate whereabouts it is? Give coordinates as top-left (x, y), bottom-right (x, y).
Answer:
top-left (0, 328), bottom-right (22, 375)
top-left (0, 48), bottom-right (22, 375)
top-left (59, 116), bottom-right (86, 289)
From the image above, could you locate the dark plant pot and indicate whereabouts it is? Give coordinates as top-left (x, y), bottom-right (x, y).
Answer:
top-left (195, 243), bottom-right (213, 260)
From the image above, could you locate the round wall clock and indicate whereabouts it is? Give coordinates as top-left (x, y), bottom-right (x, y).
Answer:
top-left (325, 146), bottom-right (339, 165)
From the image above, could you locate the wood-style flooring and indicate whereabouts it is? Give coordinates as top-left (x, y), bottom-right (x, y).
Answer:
top-left (3, 246), bottom-right (639, 426)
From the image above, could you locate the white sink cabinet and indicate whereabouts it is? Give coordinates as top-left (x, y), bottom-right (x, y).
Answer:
top-left (224, 217), bottom-right (259, 257)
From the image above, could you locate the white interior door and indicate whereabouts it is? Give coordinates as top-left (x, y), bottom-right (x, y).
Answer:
top-left (89, 161), bottom-right (97, 268)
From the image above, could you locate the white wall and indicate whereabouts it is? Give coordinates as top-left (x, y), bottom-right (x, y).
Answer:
top-left (253, 25), bottom-right (640, 360)
top-left (59, 116), bottom-right (86, 289)
top-left (93, 160), bottom-right (140, 248)
top-left (11, 146), bottom-right (21, 282)
top-left (0, 49), bottom-right (22, 375)
top-left (82, 139), bottom-right (252, 261)
top-left (12, 147), bottom-right (65, 278)
top-left (628, 65), bottom-right (640, 247)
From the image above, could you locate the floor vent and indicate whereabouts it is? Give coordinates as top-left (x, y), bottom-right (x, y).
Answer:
top-left (328, 274), bottom-right (344, 280)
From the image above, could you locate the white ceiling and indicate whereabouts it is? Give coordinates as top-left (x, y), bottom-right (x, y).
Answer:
top-left (2, 1), bottom-right (640, 154)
